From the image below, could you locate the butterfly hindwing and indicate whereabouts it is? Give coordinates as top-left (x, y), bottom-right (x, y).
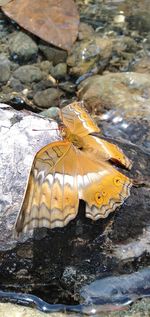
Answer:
top-left (15, 142), bottom-right (79, 234)
top-left (77, 151), bottom-right (132, 220)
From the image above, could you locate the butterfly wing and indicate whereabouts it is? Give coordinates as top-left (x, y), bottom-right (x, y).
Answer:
top-left (61, 101), bottom-right (100, 137)
top-left (82, 135), bottom-right (132, 169)
top-left (15, 141), bottom-right (132, 234)
top-left (15, 141), bottom-right (79, 234)
top-left (76, 151), bottom-right (132, 221)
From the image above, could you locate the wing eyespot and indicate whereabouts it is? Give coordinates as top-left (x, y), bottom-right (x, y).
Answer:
top-left (113, 177), bottom-right (122, 186)
top-left (95, 192), bottom-right (103, 205)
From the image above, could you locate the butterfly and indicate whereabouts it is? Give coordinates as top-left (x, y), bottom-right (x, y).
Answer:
top-left (15, 101), bottom-right (132, 234)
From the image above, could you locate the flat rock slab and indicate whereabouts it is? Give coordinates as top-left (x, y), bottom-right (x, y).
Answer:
top-left (0, 104), bottom-right (150, 305)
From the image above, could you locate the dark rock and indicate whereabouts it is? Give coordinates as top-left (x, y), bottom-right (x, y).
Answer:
top-left (8, 78), bottom-right (24, 91)
top-left (39, 43), bottom-right (68, 65)
top-left (0, 104), bottom-right (149, 305)
top-left (127, 12), bottom-right (150, 33)
top-left (33, 88), bottom-right (63, 108)
top-left (59, 81), bottom-right (76, 93)
top-left (51, 63), bottom-right (67, 80)
top-left (13, 65), bottom-right (43, 83)
top-left (0, 54), bottom-right (10, 83)
top-left (32, 79), bottom-right (55, 92)
top-left (39, 60), bottom-right (53, 73)
top-left (8, 31), bottom-right (38, 62)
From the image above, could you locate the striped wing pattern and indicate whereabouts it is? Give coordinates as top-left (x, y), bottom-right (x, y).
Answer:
top-left (15, 143), bottom-right (132, 234)
top-left (15, 102), bottom-right (132, 234)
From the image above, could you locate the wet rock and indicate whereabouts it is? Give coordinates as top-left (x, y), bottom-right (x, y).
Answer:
top-left (67, 37), bottom-right (113, 76)
top-left (59, 81), bottom-right (76, 93)
top-left (107, 36), bottom-right (138, 72)
top-left (0, 303), bottom-right (65, 317)
top-left (39, 60), bottom-right (53, 73)
top-left (8, 78), bottom-right (24, 92)
top-left (32, 79), bottom-right (55, 92)
top-left (81, 268), bottom-right (150, 305)
top-left (78, 22), bottom-right (95, 40)
top-left (40, 106), bottom-right (60, 120)
top-left (132, 56), bottom-right (150, 73)
top-left (0, 54), bottom-right (10, 83)
top-left (127, 12), bottom-right (150, 33)
top-left (77, 72), bottom-right (150, 119)
top-left (51, 62), bottom-right (67, 80)
top-left (13, 65), bottom-right (43, 83)
top-left (1, 298), bottom-right (150, 317)
top-left (39, 43), bottom-right (68, 65)
top-left (33, 88), bottom-right (63, 108)
top-left (8, 31), bottom-right (38, 62)
top-left (0, 104), bottom-right (150, 305)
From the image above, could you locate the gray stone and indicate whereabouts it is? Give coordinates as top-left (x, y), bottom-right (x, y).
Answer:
top-left (51, 63), bottom-right (67, 79)
top-left (67, 37), bottom-right (113, 76)
top-left (39, 60), bottom-right (53, 73)
top-left (40, 106), bottom-right (60, 119)
top-left (13, 65), bottom-right (42, 83)
top-left (33, 88), bottom-right (63, 108)
top-left (8, 78), bottom-right (24, 91)
top-left (9, 31), bottom-right (38, 62)
top-left (78, 72), bottom-right (150, 120)
top-left (39, 43), bottom-right (67, 65)
top-left (0, 105), bottom-right (150, 310)
top-left (78, 22), bottom-right (95, 40)
top-left (0, 54), bottom-right (10, 83)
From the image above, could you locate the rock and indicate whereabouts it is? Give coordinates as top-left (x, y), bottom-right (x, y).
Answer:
top-left (127, 12), bottom-right (150, 33)
top-left (33, 88), bottom-right (63, 108)
top-left (39, 60), bottom-right (53, 73)
top-left (8, 78), bottom-right (24, 91)
top-left (8, 31), bottom-right (38, 62)
top-left (32, 79), bottom-right (55, 92)
top-left (81, 268), bottom-right (150, 305)
top-left (0, 54), bottom-right (10, 83)
top-left (132, 56), bottom-right (150, 73)
top-left (40, 106), bottom-right (60, 120)
top-left (77, 72), bottom-right (150, 119)
top-left (1, 298), bottom-right (150, 317)
top-left (78, 22), bottom-right (95, 40)
top-left (67, 37), bottom-right (113, 76)
top-left (0, 104), bottom-right (59, 249)
top-left (58, 81), bottom-right (76, 93)
top-left (51, 62), bottom-right (67, 79)
top-left (0, 104), bottom-right (150, 305)
top-left (39, 43), bottom-right (68, 65)
top-left (13, 65), bottom-right (43, 83)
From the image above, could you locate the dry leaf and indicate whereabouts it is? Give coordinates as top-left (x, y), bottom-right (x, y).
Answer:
top-left (2, 0), bottom-right (79, 51)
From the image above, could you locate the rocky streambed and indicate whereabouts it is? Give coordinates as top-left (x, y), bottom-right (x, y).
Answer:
top-left (0, 0), bottom-right (150, 316)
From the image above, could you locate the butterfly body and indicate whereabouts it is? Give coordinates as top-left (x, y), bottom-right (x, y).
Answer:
top-left (15, 101), bottom-right (132, 234)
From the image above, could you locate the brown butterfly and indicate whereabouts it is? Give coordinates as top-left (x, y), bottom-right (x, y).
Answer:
top-left (15, 101), bottom-right (132, 234)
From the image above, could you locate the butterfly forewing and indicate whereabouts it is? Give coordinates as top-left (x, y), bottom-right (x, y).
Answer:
top-left (61, 101), bottom-right (100, 137)
top-left (82, 135), bottom-right (132, 169)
